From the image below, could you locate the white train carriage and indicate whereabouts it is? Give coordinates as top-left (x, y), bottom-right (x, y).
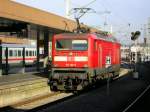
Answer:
top-left (1, 44), bottom-right (39, 67)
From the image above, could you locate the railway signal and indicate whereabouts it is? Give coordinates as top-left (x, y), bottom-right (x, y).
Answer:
top-left (131, 31), bottom-right (141, 79)
top-left (131, 31), bottom-right (141, 41)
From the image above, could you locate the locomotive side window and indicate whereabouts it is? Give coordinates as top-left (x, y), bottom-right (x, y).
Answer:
top-left (56, 39), bottom-right (88, 50)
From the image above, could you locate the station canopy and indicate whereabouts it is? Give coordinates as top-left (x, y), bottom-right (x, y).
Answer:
top-left (0, 0), bottom-right (99, 33)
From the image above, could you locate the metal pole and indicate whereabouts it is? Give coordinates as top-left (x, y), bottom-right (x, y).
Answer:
top-left (22, 47), bottom-right (25, 74)
top-left (5, 47), bottom-right (8, 75)
top-left (65, 0), bottom-right (71, 18)
top-left (110, 25), bottom-right (113, 33)
top-left (0, 42), bottom-right (2, 76)
top-left (36, 28), bottom-right (40, 71)
top-left (107, 73), bottom-right (110, 96)
top-left (44, 29), bottom-right (49, 74)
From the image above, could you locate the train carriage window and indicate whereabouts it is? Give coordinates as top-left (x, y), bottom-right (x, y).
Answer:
top-left (14, 50), bottom-right (17, 56)
top-left (32, 51), bottom-right (34, 56)
top-left (29, 51), bottom-right (32, 56)
top-left (3, 49), bottom-right (5, 57)
top-left (9, 50), bottom-right (13, 57)
top-left (56, 39), bottom-right (88, 50)
top-left (18, 50), bottom-right (22, 57)
top-left (26, 51), bottom-right (28, 56)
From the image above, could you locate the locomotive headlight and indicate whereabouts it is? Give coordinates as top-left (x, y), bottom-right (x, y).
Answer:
top-left (84, 64), bottom-right (88, 67)
top-left (54, 64), bottom-right (58, 67)
top-left (74, 56), bottom-right (88, 61)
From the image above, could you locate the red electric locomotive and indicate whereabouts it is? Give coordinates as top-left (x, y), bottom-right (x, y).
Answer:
top-left (50, 33), bottom-right (121, 91)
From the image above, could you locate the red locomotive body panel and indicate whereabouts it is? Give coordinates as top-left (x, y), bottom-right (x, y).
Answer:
top-left (52, 34), bottom-right (89, 68)
top-left (52, 33), bottom-right (120, 69)
top-left (50, 33), bottom-right (120, 90)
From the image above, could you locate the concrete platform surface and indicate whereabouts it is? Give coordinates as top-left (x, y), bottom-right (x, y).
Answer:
top-left (0, 73), bottom-right (48, 89)
top-left (0, 73), bottom-right (49, 107)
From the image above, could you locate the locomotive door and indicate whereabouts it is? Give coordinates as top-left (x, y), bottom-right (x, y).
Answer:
top-left (98, 44), bottom-right (102, 68)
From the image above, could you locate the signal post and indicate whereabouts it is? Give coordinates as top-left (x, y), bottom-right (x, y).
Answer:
top-left (36, 28), bottom-right (40, 71)
top-left (43, 29), bottom-right (49, 74)
top-left (0, 40), bottom-right (2, 76)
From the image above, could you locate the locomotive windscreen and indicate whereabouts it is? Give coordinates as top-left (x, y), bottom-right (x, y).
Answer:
top-left (56, 39), bottom-right (88, 50)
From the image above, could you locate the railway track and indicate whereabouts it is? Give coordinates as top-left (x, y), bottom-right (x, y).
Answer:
top-left (123, 83), bottom-right (150, 112)
top-left (11, 69), bottom-right (130, 110)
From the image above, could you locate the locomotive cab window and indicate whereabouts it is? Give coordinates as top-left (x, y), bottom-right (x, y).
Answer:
top-left (56, 39), bottom-right (88, 50)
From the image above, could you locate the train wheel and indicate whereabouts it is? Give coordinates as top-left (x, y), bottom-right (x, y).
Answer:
top-left (73, 90), bottom-right (79, 95)
top-left (50, 81), bottom-right (58, 91)
top-left (112, 72), bottom-right (119, 80)
top-left (83, 80), bottom-right (89, 87)
top-left (77, 84), bottom-right (83, 90)
top-left (77, 80), bottom-right (89, 90)
top-left (50, 85), bottom-right (57, 91)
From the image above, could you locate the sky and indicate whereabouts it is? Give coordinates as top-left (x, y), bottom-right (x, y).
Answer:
top-left (13, 0), bottom-right (150, 45)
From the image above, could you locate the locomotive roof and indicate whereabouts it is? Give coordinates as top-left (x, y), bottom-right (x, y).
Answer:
top-left (95, 33), bottom-right (118, 43)
top-left (56, 33), bottom-right (119, 43)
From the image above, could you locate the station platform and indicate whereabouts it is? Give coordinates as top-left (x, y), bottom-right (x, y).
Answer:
top-left (0, 72), bottom-right (50, 107)
top-left (0, 72), bottom-right (47, 88)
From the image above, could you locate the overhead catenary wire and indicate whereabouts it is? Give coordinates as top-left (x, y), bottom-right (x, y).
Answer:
top-left (81, 0), bottom-right (97, 8)
top-left (69, 0), bottom-right (98, 16)
top-left (69, 0), bottom-right (131, 36)
top-left (98, 0), bottom-right (130, 25)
